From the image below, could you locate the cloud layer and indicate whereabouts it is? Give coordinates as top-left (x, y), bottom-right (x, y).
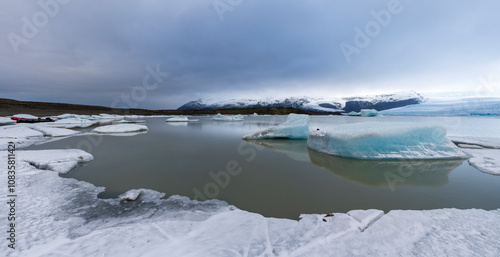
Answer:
top-left (1, 0), bottom-right (499, 109)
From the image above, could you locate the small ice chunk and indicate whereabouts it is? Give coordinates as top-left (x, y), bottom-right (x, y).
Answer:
top-left (243, 113), bottom-right (310, 139)
top-left (119, 189), bottom-right (143, 202)
top-left (56, 113), bottom-right (77, 119)
top-left (307, 122), bottom-right (468, 160)
top-left (50, 117), bottom-right (97, 128)
top-left (92, 124), bottom-right (148, 134)
top-left (347, 111), bottom-right (361, 116)
top-left (360, 109), bottom-right (378, 117)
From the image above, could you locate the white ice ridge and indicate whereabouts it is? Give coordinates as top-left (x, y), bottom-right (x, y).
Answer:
top-left (2, 149), bottom-right (500, 256)
top-left (243, 113), bottom-right (310, 139)
top-left (92, 124), bottom-right (148, 134)
top-left (307, 122), bottom-right (468, 160)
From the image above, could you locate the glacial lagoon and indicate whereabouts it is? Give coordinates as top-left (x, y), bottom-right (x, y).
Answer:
top-left (26, 115), bottom-right (500, 219)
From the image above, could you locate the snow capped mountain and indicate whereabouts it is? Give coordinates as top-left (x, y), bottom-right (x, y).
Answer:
top-left (177, 91), bottom-right (425, 112)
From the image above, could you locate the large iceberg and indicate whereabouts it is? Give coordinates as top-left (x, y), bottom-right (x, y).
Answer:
top-left (307, 122), bottom-right (468, 160)
top-left (243, 113), bottom-right (310, 139)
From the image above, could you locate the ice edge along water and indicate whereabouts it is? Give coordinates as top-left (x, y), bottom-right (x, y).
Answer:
top-left (2, 149), bottom-right (500, 257)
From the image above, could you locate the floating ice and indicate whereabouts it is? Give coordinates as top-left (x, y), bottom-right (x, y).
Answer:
top-left (243, 113), bottom-right (309, 139)
top-left (346, 111), bottom-right (361, 116)
top-left (50, 117), bottom-right (98, 128)
top-left (360, 109), bottom-right (378, 117)
top-left (92, 124), bottom-right (148, 134)
top-left (166, 116), bottom-right (198, 122)
top-left (213, 113), bottom-right (244, 121)
top-left (307, 122), bottom-right (468, 160)
top-left (119, 189), bottom-right (143, 201)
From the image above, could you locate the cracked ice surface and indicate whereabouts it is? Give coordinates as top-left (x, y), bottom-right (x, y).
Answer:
top-left (2, 149), bottom-right (500, 257)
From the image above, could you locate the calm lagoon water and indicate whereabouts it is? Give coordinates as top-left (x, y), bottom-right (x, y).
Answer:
top-left (26, 115), bottom-right (500, 219)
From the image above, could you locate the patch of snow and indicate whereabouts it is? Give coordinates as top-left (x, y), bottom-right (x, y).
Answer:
top-left (347, 209), bottom-right (385, 232)
top-left (243, 113), bottom-right (310, 139)
top-left (307, 122), bottom-right (468, 160)
top-left (92, 124), bottom-right (148, 134)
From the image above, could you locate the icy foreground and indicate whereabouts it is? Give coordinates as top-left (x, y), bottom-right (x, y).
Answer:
top-left (2, 150), bottom-right (500, 257)
top-left (308, 122), bottom-right (468, 160)
top-left (243, 114), bottom-right (310, 139)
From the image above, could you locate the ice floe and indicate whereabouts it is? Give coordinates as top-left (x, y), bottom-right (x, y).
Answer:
top-left (92, 124), bottom-right (148, 134)
top-left (307, 122), bottom-right (468, 160)
top-left (28, 125), bottom-right (79, 137)
top-left (451, 136), bottom-right (500, 175)
top-left (166, 116), bottom-right (198, 122)
top-left (243, 113), bottom-right (309, 139)
top-left (213, 113), bottom-right (244, 121)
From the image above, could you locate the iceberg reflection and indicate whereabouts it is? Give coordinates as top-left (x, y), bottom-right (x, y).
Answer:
top-left (308, 149), bottom-right (464, 188)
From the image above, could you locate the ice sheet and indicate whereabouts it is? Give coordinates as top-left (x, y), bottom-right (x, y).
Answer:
top-left (307, 122), bottom-right (468, 160)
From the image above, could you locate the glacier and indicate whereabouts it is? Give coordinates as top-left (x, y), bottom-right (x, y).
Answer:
top-left (307, 122), bottom-right (468, 160)
top-left (381, 96), bottom-right (500, 116)
top-left (243, 113), bottom-right (310, 139)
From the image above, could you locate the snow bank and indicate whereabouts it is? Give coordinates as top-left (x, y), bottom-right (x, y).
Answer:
top-left (307, 122), bottom-right (468, 160)
top-left (243, 113), bottom-right (310, 139)
top-left (92, 124), bottom-right (148, 134)
top-left (2, 149), bottom-right (500, 256)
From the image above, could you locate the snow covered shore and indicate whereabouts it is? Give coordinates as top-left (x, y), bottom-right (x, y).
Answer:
top-left (1, 148), bottom-right (500, 257)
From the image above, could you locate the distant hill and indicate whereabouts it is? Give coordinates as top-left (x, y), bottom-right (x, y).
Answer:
top-left (0, 98), bottom-right (331, 116)
top-left (178, 91), bottom-right (425, 113)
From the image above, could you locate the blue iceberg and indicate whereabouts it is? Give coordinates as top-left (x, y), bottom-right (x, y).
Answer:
top-left (243, 113), bottom-right (310, 139)
top-left (307, 122), bottom-right (468, 160)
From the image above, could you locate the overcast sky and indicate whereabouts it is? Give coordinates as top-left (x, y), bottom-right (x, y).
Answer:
top-left (1, 0), bottom-right (499, 109)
